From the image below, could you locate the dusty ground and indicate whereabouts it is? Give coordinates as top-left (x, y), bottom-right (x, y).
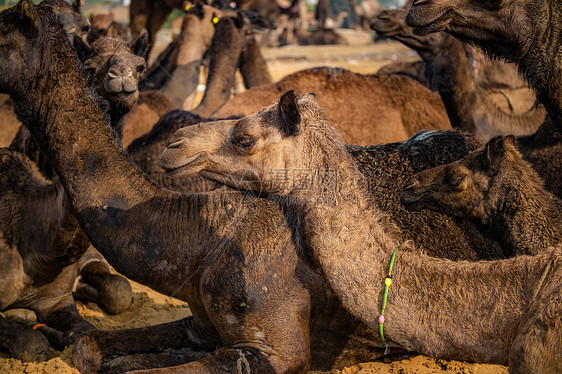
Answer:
top-left (0, 27), bottom-right (509, 374)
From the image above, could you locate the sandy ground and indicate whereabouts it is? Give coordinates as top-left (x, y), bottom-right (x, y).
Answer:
top-left (0, 26), bottom-right (510, 374)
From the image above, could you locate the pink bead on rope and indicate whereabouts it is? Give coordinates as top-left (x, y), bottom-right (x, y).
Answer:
top-left (378, 315), bottom-right (385, 324)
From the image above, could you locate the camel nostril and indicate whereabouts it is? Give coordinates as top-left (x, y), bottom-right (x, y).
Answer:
top-left (108, 71), bottom-right (121, 79)
top-left (403, 179), bottom-right (419, 191)
top-left (167, 140), bottom-right (184, 149)
top-left (411, 0), bottom-right (428, 5)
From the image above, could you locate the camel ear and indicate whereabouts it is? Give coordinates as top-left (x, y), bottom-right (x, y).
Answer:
top-left (16, 0), bottom-right (39, 34)
top-left (278, 90), bottom-right (301, 136)
top-left (131, 30), bottom-right (150, 60)
top-left (72, 0), bottom-right (83, 14)
top-left (483, 136), bottom-right (508, 176)
top-left (234, 12), bottom-right (245, 28)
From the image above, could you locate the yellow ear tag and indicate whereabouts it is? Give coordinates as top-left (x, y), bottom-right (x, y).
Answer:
top-left (184, 5), bottom-right (191, 11)
top-left (212, 16), bottom-right (219, 25)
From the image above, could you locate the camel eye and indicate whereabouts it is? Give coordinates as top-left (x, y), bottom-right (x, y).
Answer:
top-left (446, 173), bottom-right (466, 189)
top-left (236, 137), bottom-right (255, 149)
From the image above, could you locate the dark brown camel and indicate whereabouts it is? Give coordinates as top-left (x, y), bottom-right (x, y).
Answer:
top-left (405, 0), bottom-right (562, 133)
top-left (1, 3), bottom-right (518, 372)
top-left (192, 13), bottom-right (255, 117)
top-left (129, 0), bottom-right (183, 53)
top-left (162, 90), bottom-right (562, 374)
top-left (372, 8), bottom-right (546, 141)
top-left (0, 33), bottom-right (153, 360)
top-left (402, 135), bottom-right (562, 257)
top-left (214, 67), bottom-right (452, 145)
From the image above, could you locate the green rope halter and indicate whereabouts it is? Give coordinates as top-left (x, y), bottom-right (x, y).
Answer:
top-left (379, 248), bottom-right (398, 354)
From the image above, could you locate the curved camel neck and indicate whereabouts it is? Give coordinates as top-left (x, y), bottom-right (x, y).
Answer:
top-left (414, 35), bottom-right (545, 140)
top-left (13, 34), bottom-right (217, 297)
top-left (287, 131), bottom-right (553, 365)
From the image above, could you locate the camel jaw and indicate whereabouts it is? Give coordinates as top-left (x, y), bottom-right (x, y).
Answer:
top-left (406, 6), bottom-right (454, 36)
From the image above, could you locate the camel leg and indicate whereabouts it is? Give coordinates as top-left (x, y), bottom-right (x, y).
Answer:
top-left (0, 315), bottom-right (50, 362)
top-left (72, 316), bottom-right (220, 374)
top-left (75, 247), bottom-right (133, 315)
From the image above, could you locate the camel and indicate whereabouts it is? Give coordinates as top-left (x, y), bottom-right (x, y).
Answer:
top-left (0, 149), bottom-right (100, 361)
top-left (89, 12), bottom-right (133, 44)
top-left (372, 8), bottom-right (546, 141)
top-left (350, 0), bottom-right (381, 30)
top-left (0, 2), bottom-right (518, 372)
top-left (0, 33), bottom-right (155, 361)
top-left (162, 90), bottom-right (562, 374)
top-left (83, 34), bottom-right (149, 139)
top-left (405, 0), bottom-right (562, 133)
top-left (129, 0), bottom-right (183, 52)
top-left (401, 135), bottom-right (562, 257)
top-left (214, 67), bottom-right (452, 145)
top-left (192, 13), bottom-right (266, 117)
top-left (139, 3), bottom-right (270, 110)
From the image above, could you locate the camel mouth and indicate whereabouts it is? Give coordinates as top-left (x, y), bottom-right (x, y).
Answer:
top-left (371, 21), bottom-right (401, 36)
top-left (406, 6), bottom-right (453, 36)
top-left (400, 191), bottom-right (422, 207)
top-left (161, 153), bottom-right (206, 178)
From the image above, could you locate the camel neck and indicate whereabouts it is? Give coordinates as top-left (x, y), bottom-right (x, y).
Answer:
top-left (286, 129), bottom-right (553, 364)
top-left (422, 36), bottom-right (544, 140)
top-left (490, 177), bottom-right (562, 255)
top-left (12, 32), bottom-right (213, 296)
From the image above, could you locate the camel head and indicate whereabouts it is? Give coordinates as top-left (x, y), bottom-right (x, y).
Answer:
top-left (40, 0), bottom-right (90, 48)
top-left (372, 8), bottom-right (445, 53)
top-left (160, 90), bottom-right (342, 194)
top-left (83, 33), bottom-right (148, 113)
top-left (177, 1), bottom-right (238, 63)
top-left (0, 0), bottom-right (60, 97)
top-left (405, 0), bottom-right (545, 63)
top-left (401, 135), bottom-right (522, 224)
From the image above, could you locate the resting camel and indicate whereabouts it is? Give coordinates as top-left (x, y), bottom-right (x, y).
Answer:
top-left (0, 2), bottom-right (519, 372)
top-left (372, 8), bottom-right (546, 141)
top-left (0, 33), bottom-right (155, 361)
top-left (405, 0), bottom-right (562, 133)
top-left (162, 90), bottom-right (562, 374)
top-left (214, 67), bottom-right (452, 145)
top-left (401, 135), bottom-right (562, 257)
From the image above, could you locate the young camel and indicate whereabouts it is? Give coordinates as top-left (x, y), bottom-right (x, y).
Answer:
top-left (1, 3), bottom-right (515, 372)
top-left (405, 0), bottom-right (562, 133)
top-left (215, 67), bottom-right (452, 145)
top-left (401, 135), bottom-right (562, 257)
top-left (162, 90), bottom-right (562, 374)
top-left (372, 8), bottom-right (546, 141)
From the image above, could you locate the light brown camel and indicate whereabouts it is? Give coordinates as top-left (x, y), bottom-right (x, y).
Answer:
top-left (372, 8), bottom-right (546, 141)
top-left (1, 3), bottom-right (513, 371)
top-left (405, 0), bottom-right (562, 133)
top-left (162, 90), bottom-right (562, 374)
top-left (402, 135), bottom-right (562, 257)
top-left (89, 12), bottom-right (133, 44)
top-left (214, 67), bottom-right (451, 145)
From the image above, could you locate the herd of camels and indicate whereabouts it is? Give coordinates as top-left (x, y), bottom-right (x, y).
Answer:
top-left (0, 0), bottom-right (561, 373)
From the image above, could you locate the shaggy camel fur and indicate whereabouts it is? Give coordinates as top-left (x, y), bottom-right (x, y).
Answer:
top-left (405, 0), bottom-right (562, 133)
top-left (215, 67), bottom-right (452, 145)
top-left (1, 3), bottom-right (516, 372)
top-left (0, 149), bottom-right (99, 361)
top-left (402, 135), bottom-right (562, 257)
top-left (372, 8), bottom-right (546, 141)
top-left (162, 90), bottom-right (562, 373)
